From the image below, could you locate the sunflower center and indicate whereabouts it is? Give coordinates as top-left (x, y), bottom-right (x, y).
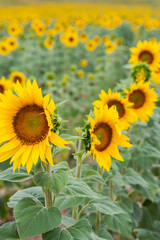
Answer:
top-left (0, 84), bottom-right (4, 94)
top-left (139, 50), bottom-right (153, 64)
top-left (94, 123), bottom-right (112, 151)
top-left (69, 37), bottom-right (73, 42)
top-left (13, 76), bottom-right (22, 83)
top-left (107, 100), bottom-right (125, 118)
top-left (129, 90), bottom-right (145, 109)
top-left (13, 104), bottom-right (49, 145)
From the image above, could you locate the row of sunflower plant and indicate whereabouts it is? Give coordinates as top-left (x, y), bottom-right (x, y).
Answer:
top-left (0, 62), bottom-right (159, 240)
top-left (0, 3), bottom-right (160, 240)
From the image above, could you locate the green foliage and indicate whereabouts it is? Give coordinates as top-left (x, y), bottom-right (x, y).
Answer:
top-left (0, 221), bottom-right (20, 240)
top-left (14, 197), bottom-right (61, 239)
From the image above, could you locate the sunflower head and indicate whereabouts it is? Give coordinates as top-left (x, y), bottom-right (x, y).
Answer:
top-left (125, 81), bottom-right (158, 122)
top-left (88, 105), bottom-right (132, 172)
top-left (0, 79), bottom-right (69, 173)
top-left (131, 62), bottom-right (151, 83)
top-left (10, 71), bottom-right (26, 85)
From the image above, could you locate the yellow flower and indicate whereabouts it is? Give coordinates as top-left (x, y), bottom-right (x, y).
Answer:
top-left (34, 24), bottom-right (46, 37)
top-left (44, 38), bottom-right (54, 49)
top-left (62, 32), bottom-right (79, 48)
top-left (88, 105), bottom-right (132, 172)
top-left (86, 40), bottom-right (96, 52)
top-left (0, 80), bottom-right (69, 173)
top-left (0, 42), bottom-right (11, 55)
top-left (7, 37), bottom-right (19, 51)
top-left (0, 77), bottom-right (11, 95)
top-left (77, 70), bottom-right (84, 78)
top-left (80, 59), bottom-right (88, 67)
top-left (10, 72), bottom-right (26, 85)
top-left (93, 89), bottom-right (134, 131)
top-left (80, 32), bottom-right (88, 42)
top-left (125, 81), bottom-right (158, 122)
top-left (8, 22), bottom-right (23, 37)
top-left (93, 35), bottom-right (101, 46)
top-left (105, 40), bottom-right (116, 54)
top-left (129, 40), bottom-right (160, 71)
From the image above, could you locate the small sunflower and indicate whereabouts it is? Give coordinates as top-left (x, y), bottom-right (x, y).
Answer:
top-left (10, 72), bottom-right (26, 85)
top-left (8, 23), bottom-right (23, 37)
top-left (80, 32), bottom-right (88, 42)
top-left (80, 59), bottom-right (88, 67)
top-left (125, 81), bottom-right (158, 122)
top-left (105, 40), bottom-right (116, 54)
top-left (0, 42), bottom-right (11, 55)
top-left (129, 40), bottom-right (160, 71)
top-left (0, 80), bottom-right (69, 173)
top-left (0, 77), bottom-right (11, 95)
top-left (64, 32), bottom-right (79, 48)
top-left (88, 105), bottom-right (132, 172)
top-left (7, 37), bottom-right (19, 51)
top-left (93, 35), bottom-right (101, 46)
top-left (93, 89), bottom-right (134, 130)
top-left (44, 38), bottom-right (54, 49)
top-left (86, 40), bottom-right (96, 52)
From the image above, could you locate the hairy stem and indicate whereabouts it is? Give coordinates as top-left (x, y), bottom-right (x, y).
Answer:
top-left (42, 162), bottom-right (53, 208)
top-left (96, 166), bottom-right (103, 233)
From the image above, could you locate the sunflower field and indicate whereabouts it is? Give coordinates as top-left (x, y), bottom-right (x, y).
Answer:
top-left (0, 1), bottom-right (160, 240)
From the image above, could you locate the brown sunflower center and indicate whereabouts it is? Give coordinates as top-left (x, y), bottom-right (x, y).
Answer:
top-left (0, 84), bottom-right (4, 94)
top-left (107, 100), bottom-right (125, 118)
top-left (69, 37), bottom-right (74, 42)
top-left (13, 76), bottom-right (22, 83)
top-left (13, 104), bottom-right (49, 145)
top-left (129, 90), bottom-right (145, 109)
top-left (94, 123), bottom-right (112, 152)
top-left (139, 50), bottom-right (153, 64)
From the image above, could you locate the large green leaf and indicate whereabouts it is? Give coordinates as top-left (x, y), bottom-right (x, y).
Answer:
top-left (83, 169), bottom-right (104, 184)
top-left (91, 197), bottom-right (125, 216)
top-left (124, 168), bottom-right (149, 188)
top-left (0, 221), bottom-right (19, 240)
top-left (98, 229), bottom-right (114, 240)
top-left (104, 212), bottom-right (132, 237)
top-left (43, 219), bottom-right (92, 240)
top-left (8, 186), bottom-right (44, 208)
top-left (54, 194), bottom-right (83, 210)
top-left (51, 161), bottom-right (70, 171)
top-left (138, 228), bottom-right (160, 240)
top-left (0, 167), bottom-right (33, 182)
top-left (34, 170), bottom-right (68, 196)
top-left (14, 197), bottom-right (61, 239)
top-left (61, 216), bottom-right (77, 227)
top-left (63, 177), bottom-right (99, 198)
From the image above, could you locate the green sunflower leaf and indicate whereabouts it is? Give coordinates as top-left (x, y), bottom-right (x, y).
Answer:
top-left (0, 221), bottom-right (20, 240)
top-left (14, 197), bottom-right (61, 239)
top-left (34, 170), bottom-right (68, 196)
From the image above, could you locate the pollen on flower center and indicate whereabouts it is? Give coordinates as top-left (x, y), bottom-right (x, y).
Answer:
top-left (13, 104), bottom-right (49, 145)
top-left (107, 100), bottom-right (125, 118)
top-left (129, 89), bottom-right (145, 109)
top-left (139, 51), bottom-right (153, 64)
top-left (94, 123), bottom-right (112, 151)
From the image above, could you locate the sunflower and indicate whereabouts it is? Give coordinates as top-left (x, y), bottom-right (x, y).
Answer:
top-left (88, 105), bottom-right (132, 172)
top-left (64, 32), bottom-right (79, 48)
top-left (86, 40), bottom-right (96, 52)
top-left (0, 80), bottom-right (69, 173)
top-left (0, 77), bottom-right (11, 95)
top-left (8, 23), bottom-right (23, 37)
top-left (44, 38), bottom-right (54, 49)
top-left (129, 40), bottom-right (160, 71)
top-left (125, 81), bottom-right (158, 122)
top-left (10, 72), bottom-right (26, 85)
top-left (93, 35), bottom-right (101, 46)
top-left (80, 59), bottom-right (88, 67)
top-left (80, 32), bottom-right (88, 42)
top-left (105, 40), bottom-right (116, 54)
top-left (0, 42), bottom-right (11, 55)
top-left (7, 37), bottom-right (19, 51)
top-left (93, 89), bottom-right (134, 130)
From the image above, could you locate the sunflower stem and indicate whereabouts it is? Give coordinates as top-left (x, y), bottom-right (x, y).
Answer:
top-left (109, 179), bottom-right (114, 200)
top-left (42, 163), bottom-right (53, 208)
top-left (96, 166), bottom-right (103, 234)
top-left (73, 139), bottom-right (82, 219)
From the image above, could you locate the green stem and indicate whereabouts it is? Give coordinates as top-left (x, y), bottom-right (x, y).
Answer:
top-left (96, 166), bottom-right (103, 233)
top-left (42, 163), bottom-right (53, 208)
top-left (77, 202), bottom-right (90, 220)
top-left (109, 179), bottom-right (114, 200)
top-left (73, 139), bottom-right (83, 219)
